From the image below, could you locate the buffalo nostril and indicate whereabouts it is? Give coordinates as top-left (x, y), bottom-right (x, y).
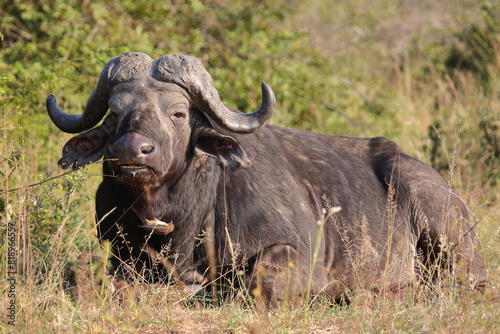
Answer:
top-left (113, 133), bottom-right (155, 158)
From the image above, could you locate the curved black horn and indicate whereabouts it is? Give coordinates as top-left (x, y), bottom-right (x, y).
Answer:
top-left (46, 53), bottom-right (152, 134)
top-left (204, 82), bottom-right (275, 134)
top-left (155, 55), bottom-right (276, 133)
top-left (46, 88), bottom-right (109, 134)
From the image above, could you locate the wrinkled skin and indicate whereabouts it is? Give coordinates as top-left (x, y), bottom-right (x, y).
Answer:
top-left (48, 52), bottom-right (486, 306)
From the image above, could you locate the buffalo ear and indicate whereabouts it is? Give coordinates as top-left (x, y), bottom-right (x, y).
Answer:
top-left (195, 127), bottom-right (251, 169)
top-left (58, 116), bottom-right (116, 169)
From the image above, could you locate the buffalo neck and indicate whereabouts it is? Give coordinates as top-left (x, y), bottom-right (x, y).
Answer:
top-left (102, 155), bottom-right (222, 270)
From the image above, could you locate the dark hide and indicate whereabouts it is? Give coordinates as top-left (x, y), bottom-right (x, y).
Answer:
top-left (68, 122), bottom-right (486, 304)
top-left (50, 53), bottom-right (486, 306)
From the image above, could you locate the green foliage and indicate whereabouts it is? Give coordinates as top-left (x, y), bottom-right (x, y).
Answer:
top-left (446, 1), bottom-right (500, 86)
top-left (426, 121), bottom-right (448, 172)
top-left (28, 169), bottom-right (91, 254)
top-left (477, 107), bottom-right (500, 185)
top-left (414, 1), bottom-right (500, 188)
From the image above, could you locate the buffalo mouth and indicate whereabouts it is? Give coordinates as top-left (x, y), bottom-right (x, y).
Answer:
top-left (116, 163), bottom-right (156, 176)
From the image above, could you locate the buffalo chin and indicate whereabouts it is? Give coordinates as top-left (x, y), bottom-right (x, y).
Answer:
top-left (114, 168), bottom-right (159, 188)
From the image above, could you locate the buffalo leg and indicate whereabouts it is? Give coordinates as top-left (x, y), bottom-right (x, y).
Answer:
top-left (248, 244), bottom-right (329, 306)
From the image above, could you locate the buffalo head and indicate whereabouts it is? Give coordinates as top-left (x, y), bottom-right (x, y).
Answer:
top-left (47, 52), bottom-right (275, 191)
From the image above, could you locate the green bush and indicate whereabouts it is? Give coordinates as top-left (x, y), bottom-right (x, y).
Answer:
top-left (425, 2), bottom-right (500, 188)
top-left (446, 1), bottom-right (500, 86)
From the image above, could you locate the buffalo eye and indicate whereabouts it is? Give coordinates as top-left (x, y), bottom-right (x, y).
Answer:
top-left (169, 104), bottom-right (187, 119)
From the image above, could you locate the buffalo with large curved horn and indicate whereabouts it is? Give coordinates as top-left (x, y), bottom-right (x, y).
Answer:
top-left (46, 52), bottom-right (485, 307)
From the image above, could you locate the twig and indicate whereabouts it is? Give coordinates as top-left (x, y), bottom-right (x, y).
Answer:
top-left (450, 208), bottom-right (483, 253)
top-left (0, 159), bottom-right (116, 195)
top-left (322, 102), bottom-right (362, 128)
top-left (0, 169), bottom-right (76, 195)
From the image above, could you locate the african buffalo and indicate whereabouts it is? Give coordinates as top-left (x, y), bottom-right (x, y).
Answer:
top-left (47, 52), bottom-right (485, 305)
